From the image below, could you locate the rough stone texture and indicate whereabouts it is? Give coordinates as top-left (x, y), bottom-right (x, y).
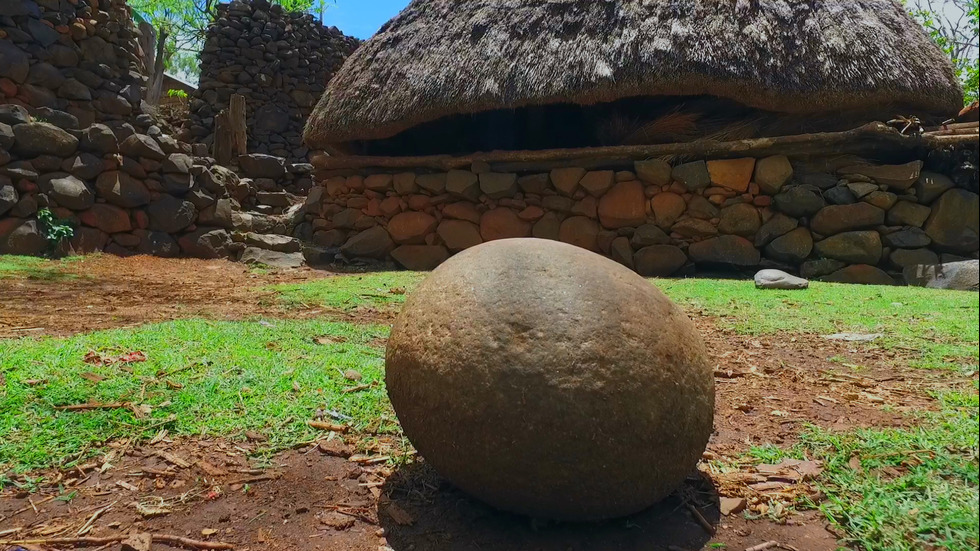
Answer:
top-left (883, 228), bottom-right (931, 249)
top-left (630, 224), bottom-right (670, 247)
top-left (391, 244), bottom-right (450, 270)
top-left (839, 161), bottom-right (922, 190)
top-left (0, 218), bottom-right (45, 255)
top-left (634, 160), bottom-right (671, 187)
top-left (689, 236), bottom-right (760, 266)
top-left (550, 167), bottom-right (584, 196)
top-left (438, 220), bottom-right (483, 252)
top-left (598, 181), bottom-right (645, 229)
top-left (904, 260), bottom-right (978, 291)
top-left (822, 264), bottom-right (895, 285)
top-left (147, 196), bottom-right (196, 233)
top-left (810, 203), bottom-right (885, 236)
top-left (889, 248), bottom-right (939, 268)
top-left (239, 154), bottom-right (287, 179)
top-left (120, 134), bottom-right (165, 161)
top-left (39, 174), bottom-right (93, 210)
top-left (385, 239), bottom-right (714, 520)
top-left (184, 0), bottom-right (359, 163)
top-left (12, 122), bottom-right (78, 157)
top-left (671, 161), bottom-right (710, 191)
top-left (578, 170), bottom-right (615, 197)
top-left (558, 216), bottom-right (600, 251)
top-left (765, 227), bottom-right (813, 264)
top-left (446, 170), bottom-right (479, 200)
top-left (650, 192), bottom-right (685, 229)
top-left (707, 158), bottom-right (754, 192)
top-left (480, 208), bottom-right (531, 241)
top-left (773, 186), bottom-right (826, 218)
top-left (754, 155), bottom-right (793, 195)
top-left (887, 200), bottom-right (931, 227)
top-left (755, 213), bottom-right (798, 247)
top-left (244, 232), bottom-right (302, 253)
top-left (240, 247), bottom-right (306, 268)
top-left (717, 203), bottom-right (760, 237)
top-left (79, 204), bottom-right (131, 234)
top-left (914, 172), bottom-right (954, 204)
top-left (814, 231), bottom-right (883, 265)
top-left (634, 245), bottom-right (687, 276)
top-left (923, 189), bottom-right (979, 253)
top-left (755, 269), bottom-right (809, 290)
top-left (479, 172), bottom-right (518, 199)
top-left (388, 212), bottom-right (437, 244)
top-left (340, 226), bottom-right (393, 258)
top-left (95, 172), bottom-right (152, 208)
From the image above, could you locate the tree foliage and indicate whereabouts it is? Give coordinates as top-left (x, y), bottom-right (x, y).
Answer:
top-left (906, 0), bottom-right (980, 105)
top-left (130, 0), bottom-right (322, 79)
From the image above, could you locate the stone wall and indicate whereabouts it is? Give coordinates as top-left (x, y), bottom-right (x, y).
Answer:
top-left (1, 0), bottom-right (146, 128)
top-left (302, 152), bottom-right (979, 284)
top-left (1, 103), bottom-right (248, 258)
top-left (183, 0), bottom-right (359, 164)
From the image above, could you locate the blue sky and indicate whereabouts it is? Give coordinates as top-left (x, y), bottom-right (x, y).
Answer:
top-left (323, 0), bottom-right (411, 39)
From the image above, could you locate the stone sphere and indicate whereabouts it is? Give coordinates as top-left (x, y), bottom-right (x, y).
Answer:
top-left (385, 238), bottom-right (714, 521)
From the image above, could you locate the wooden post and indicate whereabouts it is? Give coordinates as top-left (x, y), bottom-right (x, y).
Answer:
top-left (212, 94), bottom-right (247, 165)
top-left (229, 94), bottom-right (247, 156)
top-left (213, 110), bottom-right (232, 165)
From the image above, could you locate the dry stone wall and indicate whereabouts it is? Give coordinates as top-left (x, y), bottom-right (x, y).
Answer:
top-left (1, 0), bottom-right (315, 263)
top-left (1, 0), bottom-right (146, 128)
top-left (0, 102), bottom-right (255, 259)
top-left (302, 152), bottom-right (979, 284)
top-left (183, 0), bottom-right (359, 164)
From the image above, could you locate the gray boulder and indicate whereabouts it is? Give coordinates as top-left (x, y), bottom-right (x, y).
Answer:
top-left (904, 260), bottom-right (979, 292)
top-left (13, 123), bottom-right (78, 157)
top-left (755, 269), bottom-right (809, 290)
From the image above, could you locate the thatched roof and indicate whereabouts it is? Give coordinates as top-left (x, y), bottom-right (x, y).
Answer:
top-left (304, 0), bottom-right (963, 151)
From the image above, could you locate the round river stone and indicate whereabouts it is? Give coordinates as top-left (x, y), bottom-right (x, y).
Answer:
top-left (385, 238), bottom-right (714, 521)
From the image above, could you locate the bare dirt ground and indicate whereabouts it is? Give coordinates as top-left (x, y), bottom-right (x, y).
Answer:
top-left (1, 255), bottom-right (968, 551)
top-left (0, 256), bottom-right (387, 339)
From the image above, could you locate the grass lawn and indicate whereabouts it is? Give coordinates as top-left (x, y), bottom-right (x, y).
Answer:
top-left (2, 264), bottom-right (978, 550)
top-left (0, 318), bottom-right (395, 473)
top-left (0, 255), bottom-right (79, 281)
top-left (272, 270), bottom-right (426, 310)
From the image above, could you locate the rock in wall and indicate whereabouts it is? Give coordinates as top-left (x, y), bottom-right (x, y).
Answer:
top-left (183, 0), bottom-right (359, 164)
top-left (302, 152), bottom-right (980, 284)
top-left (0, 0), bottom-right (146, 128)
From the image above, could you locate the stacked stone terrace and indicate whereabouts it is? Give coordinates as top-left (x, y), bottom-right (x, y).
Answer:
top-left (1, 0), bottom-right (316, 264)
top-left (302, 143), bottom-right (979, 284)
top-left (183, 0), bottom-right (359, 164)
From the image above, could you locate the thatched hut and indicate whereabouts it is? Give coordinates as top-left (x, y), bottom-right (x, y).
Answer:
top-left (305, 0), bottom-right (963, 156)
top-left (299, 0), bottom-right (977, 286)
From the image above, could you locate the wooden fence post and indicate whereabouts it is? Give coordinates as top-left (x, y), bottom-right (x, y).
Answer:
top-left (213, 94), bottom-right (247, 164)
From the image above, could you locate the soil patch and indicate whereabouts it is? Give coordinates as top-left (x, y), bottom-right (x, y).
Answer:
top-left (0, 256), bottom-right (344, 338)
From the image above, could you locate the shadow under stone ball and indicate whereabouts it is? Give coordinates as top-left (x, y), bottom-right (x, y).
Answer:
top-left (385, 238), bottom-right (715, 521)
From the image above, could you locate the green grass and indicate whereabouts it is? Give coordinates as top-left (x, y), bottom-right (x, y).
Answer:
top-left (0, 255), bottom-right (79, 281)
top-left (747, 384), bottom-right (979, 551)
top-left (0, 319), bottom-right (395, 474)
top-left (653, 279), bottom-right (979, 371)
top-left (273, 273), bottom-right (979, 371)
top-left (273, 271), bottom-right (426, 310)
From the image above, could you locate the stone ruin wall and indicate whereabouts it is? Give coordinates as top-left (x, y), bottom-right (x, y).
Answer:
top-left (301, 154), bottom-right (980, 284)
top-left (0, 0), bottom-right (297, 260)
top-left (182, 0), bottom-right (359, 165)
top-left (0, 0), bottom-right (145, 127)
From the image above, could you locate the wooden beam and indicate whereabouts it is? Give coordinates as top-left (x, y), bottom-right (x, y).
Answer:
top-left (309, 123), bottom-right (979, 172)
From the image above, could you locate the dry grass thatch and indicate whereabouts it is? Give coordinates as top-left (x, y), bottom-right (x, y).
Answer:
top-left (304, 0), bottom-right (964, 151)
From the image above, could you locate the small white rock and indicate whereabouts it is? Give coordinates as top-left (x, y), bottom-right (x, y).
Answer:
top-left (754, 269), bottom-right (809, 290)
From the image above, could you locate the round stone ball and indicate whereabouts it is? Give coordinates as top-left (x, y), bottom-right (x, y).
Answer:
top-left (385, 238), bottom-right (714, 521)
